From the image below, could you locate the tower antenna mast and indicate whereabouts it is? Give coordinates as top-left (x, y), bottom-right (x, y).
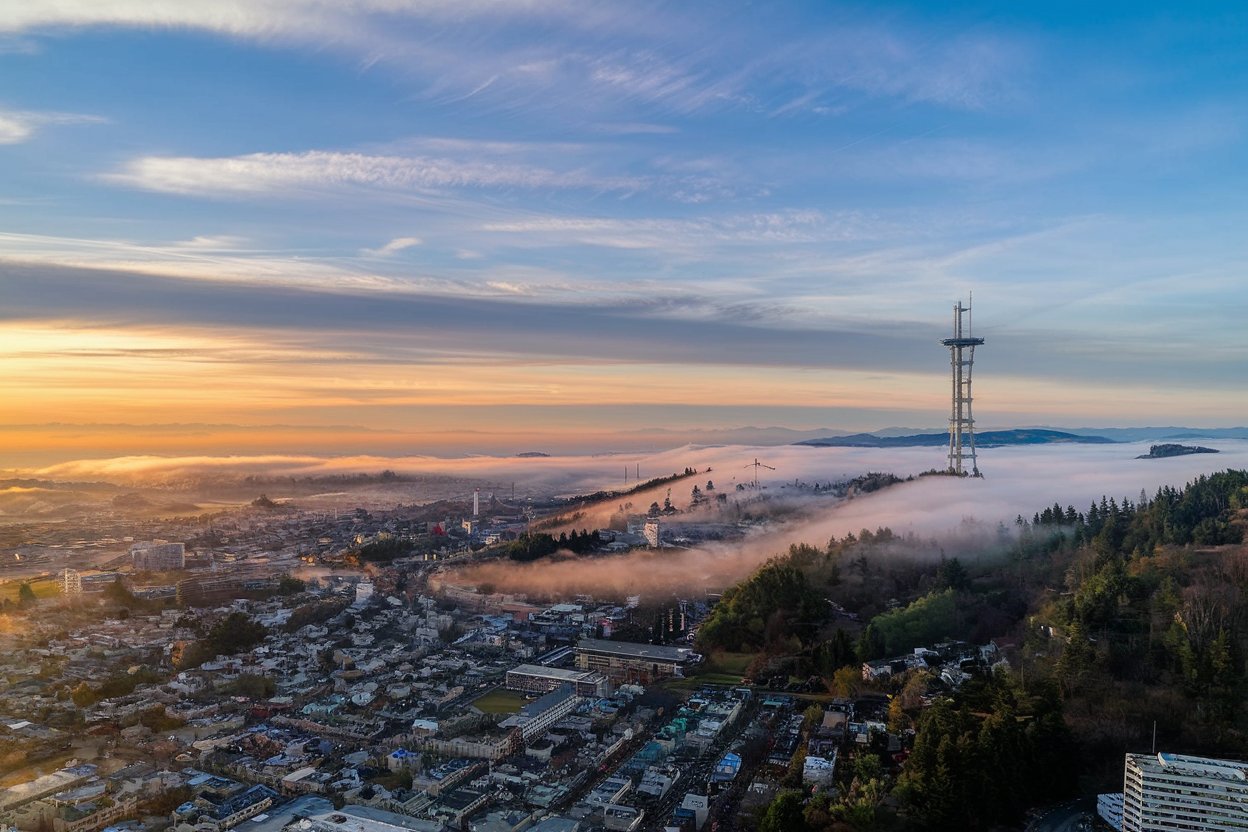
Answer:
top-left (940, 298), bottom-right (985, 477)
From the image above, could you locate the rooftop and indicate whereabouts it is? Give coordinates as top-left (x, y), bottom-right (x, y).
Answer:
top-left (576, 638), bottom-right (693, 663)
top-left (1143, 752), bottom-right (1248, 782)
top-left (508, 664), bottom-right (601, 682)
top-left (299, 807), bottom-right (443, 832)
top-left (520, 685), bottom-right (578, 717)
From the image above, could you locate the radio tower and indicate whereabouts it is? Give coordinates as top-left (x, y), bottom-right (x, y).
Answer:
top-left (940, 298), bottom-right (985, 477)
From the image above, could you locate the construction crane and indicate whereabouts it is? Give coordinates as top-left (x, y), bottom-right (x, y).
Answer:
top-left (743, 458), bottom-right (775, 488)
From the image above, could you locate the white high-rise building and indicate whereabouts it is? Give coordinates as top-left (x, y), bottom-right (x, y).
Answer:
top-left (61, 569), bottom-right (82, 596)
top-left (643, 518), bottom-right (661, 548)
top-left (1122, 752), bottom-right (1248, 831)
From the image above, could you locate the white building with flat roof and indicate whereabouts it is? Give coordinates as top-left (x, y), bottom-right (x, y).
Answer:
top-left (1122, 752), bottom-right (1248, 832)
top-left (499, 685), bottom-right (582, 744)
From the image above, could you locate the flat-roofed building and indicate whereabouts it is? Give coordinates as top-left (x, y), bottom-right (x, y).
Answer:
top-left (505, 664), bottom-right (609, 697)
top-left (0, 765), bottom-right (97, 813)
top-left (604, 804), bottom-right (643, 832)
top-left (299, 805), bottom-right (444, 832)
top-left (130, 541), bottom-right (185, 571)
top-left (1122, 752), bottom-right (1248, 832)
top-left (586, 776), bottom-right (632, 808)
top-left (500, 685), bottom-right (582, 744)
top-left (574, 639), bottom-right (697, 685)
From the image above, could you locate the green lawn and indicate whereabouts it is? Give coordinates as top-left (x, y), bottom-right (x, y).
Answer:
top-left (471, 688), bottom-right (528, 714)
top-left (0, 577), bottom-right (62, 603)
top-left (706, 651), bottom-right (755, 675)
top-left (660, 650), bottom-right (759, 691)
top-left (662, 672), bottom-right (745, 692)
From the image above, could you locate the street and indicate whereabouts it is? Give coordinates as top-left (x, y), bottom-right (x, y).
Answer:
top-left (1027, 797), bottom-right (1097, 832)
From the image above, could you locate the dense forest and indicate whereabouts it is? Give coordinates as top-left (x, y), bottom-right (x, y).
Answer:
top-left (504, 530), bottom-right (603, 562)
top-left (700, 470), bottom-right (1248, 831)
top-left (349, 531), bottom-right (447, 563)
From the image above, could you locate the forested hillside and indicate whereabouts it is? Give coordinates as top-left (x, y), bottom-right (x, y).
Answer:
top-left (699, 470), bottom-right (1248, 831)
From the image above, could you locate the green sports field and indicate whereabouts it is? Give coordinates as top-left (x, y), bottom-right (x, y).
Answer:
top-left (471, 688), bottom-right (527, 714)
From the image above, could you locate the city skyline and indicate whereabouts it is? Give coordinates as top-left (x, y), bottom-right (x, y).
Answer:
top-left (3, 2), bottom-right (1247, 459)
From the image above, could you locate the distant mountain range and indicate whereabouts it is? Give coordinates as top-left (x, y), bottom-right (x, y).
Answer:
top-left (1055, 426), bottom-right (1248, 442)
top-left (621, 425), bottom-right (1248, 449)
top-left (797, 428), bottom-right (1117, 449)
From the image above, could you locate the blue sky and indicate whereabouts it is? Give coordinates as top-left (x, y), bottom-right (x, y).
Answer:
top-left (1, 1), bottom-right (1246, 456)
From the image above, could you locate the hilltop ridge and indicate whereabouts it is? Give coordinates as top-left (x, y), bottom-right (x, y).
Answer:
top-left (797, 428), bottom-right (1116, 448)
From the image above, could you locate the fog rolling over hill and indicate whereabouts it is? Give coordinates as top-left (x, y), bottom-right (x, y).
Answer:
top-left (444, 439), bottom-right (1248, 598)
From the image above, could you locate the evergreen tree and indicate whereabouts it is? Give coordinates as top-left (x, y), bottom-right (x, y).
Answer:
top-left (759, 790), bottom-right (809, 832)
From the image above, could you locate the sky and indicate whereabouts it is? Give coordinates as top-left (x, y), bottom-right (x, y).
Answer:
top-left (2, 2), bottom-right (1247, 461)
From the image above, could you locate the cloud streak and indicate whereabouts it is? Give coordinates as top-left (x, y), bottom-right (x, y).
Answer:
top-left (0, 107), bottom-right (104, 144)
top-left (0, 1), bottom-right (585, 38)
top-left (361, 236), bottom-right (422, 257)
top-left (105, 150), bottom-right (645, 197)
top-left (481, 210), bottom-right (881, 249)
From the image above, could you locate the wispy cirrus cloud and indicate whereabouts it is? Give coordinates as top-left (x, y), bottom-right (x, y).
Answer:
top-left (3, 2), bottom-right (1024, 119)
top-left (481, 209), bottom-right (885, 250)
top-left (590, 122), bottom-right (680, 135)
top-left (0, 107), bottom-right (104, 144)
top-left (169, 235), bottom-right (249, 250)
top-left (361, 236), bottom-right (422, 257)
top-left (0, 0), bottom-right (587, 37)
top-left (103, 149), bottom-right (647, 197)
top-left (814, 28), bottom-right (1023, 109)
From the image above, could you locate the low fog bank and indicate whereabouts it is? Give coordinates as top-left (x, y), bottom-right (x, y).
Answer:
top-left (18, 443), bottom-right (886, 493)
top-left (9, 441), bottom-right (1248, 530)
top-left (449, 440), bottom-right (1248, 599)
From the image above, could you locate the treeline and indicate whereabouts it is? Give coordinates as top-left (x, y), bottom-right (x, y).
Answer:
top-left (240, 470), bottom-right (406, 485)
top-left (352, 533), bottom-right (413, 562)
top-left (1024, 469), bottom-right (1248, 550)
top-left (505, 530), bottom-right (602, 562)
top-left (836, 471), bottom-right (905, 495)
top-left (555, 467), bottom-right (705, 508)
